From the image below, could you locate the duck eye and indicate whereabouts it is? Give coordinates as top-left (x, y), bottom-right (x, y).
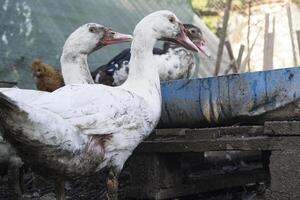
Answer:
top-left (89, 27), bottom-right (97, 33)
top-left (190, 29), bottom-right (196, 34)
top-left (168, 16), bottom-right (175, 23)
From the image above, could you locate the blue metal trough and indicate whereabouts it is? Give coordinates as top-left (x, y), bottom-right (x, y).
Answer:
top-left (159, 67), bottom-right (300, 128)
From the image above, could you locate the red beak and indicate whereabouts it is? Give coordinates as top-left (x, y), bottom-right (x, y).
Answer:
top-left (194, 38), bottom-right (211, 57)
top-left (175, 23), bottom-right (198, 52)
top-left (101, 29), bottom-right (133, 45)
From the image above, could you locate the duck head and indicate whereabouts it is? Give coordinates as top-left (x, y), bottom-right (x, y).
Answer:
top-left (134, 10), bottom-right (198, 52)
top-left (184, 24), bottom-right (210, 57)
top-left (63, 23), bottom-right (132, 55)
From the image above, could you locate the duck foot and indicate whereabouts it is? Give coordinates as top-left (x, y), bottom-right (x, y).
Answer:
top-left (55, 180), bottom-right (65, 200)
top-left (106, 168), bottom-right (119, 200)
top-left (7, 164), bottom-right (23, 199)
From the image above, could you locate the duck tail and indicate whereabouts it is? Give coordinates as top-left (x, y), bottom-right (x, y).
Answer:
top-left (0, 92), bottom-right (20, 113)
top-left (0, 92), bottom-right (28, 131)
top-left (0, 92), bottom-right (43, 155)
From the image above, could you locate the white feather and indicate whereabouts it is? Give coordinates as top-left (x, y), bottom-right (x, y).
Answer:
top-left (0, 11), bottom-right (184, 174)
top-left (157, 47), bottom-right (195, 80)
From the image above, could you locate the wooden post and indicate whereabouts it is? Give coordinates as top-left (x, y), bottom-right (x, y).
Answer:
top-left (263, 16), bottom-right (275, 70)
top-left (225, 41), bottom-right (238, 73)
top-left (263, 14), bottom-right (270, 70)
top-left (266, 33), bottom-right (274, 68)
top-left (268, 17), bottom-right (275, 68)
top-left (287, 3), bottom-right (297, 66)
top-left (237, 45), bottom-right (245, 71)
top-left (246, 0), bottom-right (252, 71)
top-left (214, 0), bottom-right (232, 76)
top-left (296, 30), bottom-right (300, 59)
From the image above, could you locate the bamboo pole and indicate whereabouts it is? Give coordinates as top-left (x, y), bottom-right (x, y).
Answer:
top-left (287, 3), bottom-right (297, 65)
top-left (214, 0), bottom-right (232, 76)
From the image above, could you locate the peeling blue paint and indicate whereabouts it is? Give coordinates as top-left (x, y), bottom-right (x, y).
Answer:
top-left (159, 67), bottom-right (300, 128)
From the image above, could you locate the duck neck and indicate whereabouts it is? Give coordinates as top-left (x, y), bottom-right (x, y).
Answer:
top-left (61, 52), bottom-right (94, 84)
top-left (121, 30), bottom-right (162, 120)
top-left (128, 33), bottom-right (157, 79)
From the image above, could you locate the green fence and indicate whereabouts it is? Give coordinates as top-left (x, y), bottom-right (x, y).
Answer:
top-left (0, 0), bottom-right (195, 89)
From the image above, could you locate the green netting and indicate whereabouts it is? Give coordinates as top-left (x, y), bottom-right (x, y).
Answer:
top-left (0, 0), bottom-right (195, 89)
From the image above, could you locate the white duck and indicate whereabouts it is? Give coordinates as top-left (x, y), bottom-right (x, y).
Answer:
top-left (0, 23), bottom-right (132, 198)
top-left (0, 11), bottom-right (198, 200)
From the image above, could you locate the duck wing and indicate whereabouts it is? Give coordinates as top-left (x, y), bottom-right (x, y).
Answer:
top-left (92, 47), bottom-right (165, 86)
top-left (0, 86), bottom-right (144, 177)
top-left (92, 48), bottom-right (131, 85)
top-left (0, 91), bottom-right (90, 175)
top-left (31, 84), bottom-right (154, 137)
top-left (0, 87), bottom-right (49, 104)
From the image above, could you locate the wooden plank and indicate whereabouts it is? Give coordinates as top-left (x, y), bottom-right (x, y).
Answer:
top-left (185, 126), bottom-right (264, 139)
top-left (296, 30), bottom-right (300, 58)
top-left (154, 126), bottom-right (264, 140)
top-left (263, 13), bottom-right (270, 70)
top-left (264, 121), bottom-right (300, 135)
top-left (186, 168), bottom-right (267, 183)
top-left (136, 136), bottom-right (300, 152)
top-left (185, 128), bottom-right (222, 140)
top-left (265, 32), bottom-right (274, 69)
top-left (203, 151), bottom-right (262, 166)
top-left (246, 0), bottom-right (252, 71)
top-left (214, 0), bottom-right (232, 76)
top-left (127, 169), bottom-right (268, 199)
top-left (155, 128), bottom-right (187, 136)
top-left (264, 17), bottom-right (275, 70)
top-left (236, 44), bottom-right (245, 70)
top-left (271, 16), bottom-right (276, 65)
top-left (287, 3), bottom-right (298, 66)
top-left (136, 137), bottom-right (271, 152)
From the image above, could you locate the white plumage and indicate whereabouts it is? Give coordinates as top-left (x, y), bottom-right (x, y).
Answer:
top-left (0, 11), bottom-right (198, 199)
top-left (0, 23), bottom-right (132, 199)
top-left (156, 47), bottom-right (195, 80)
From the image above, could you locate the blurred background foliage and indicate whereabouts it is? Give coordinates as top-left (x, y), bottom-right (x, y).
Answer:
top-left (190, 0), bottom-right (300, 71)
top-left (190, 0), bottom-right (250, 33)
top-left (190, 0), bottom-right (300, 34)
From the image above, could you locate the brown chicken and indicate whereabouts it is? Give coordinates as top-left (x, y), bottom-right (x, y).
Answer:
top-left (31, 59), bottom-right (64, 92)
